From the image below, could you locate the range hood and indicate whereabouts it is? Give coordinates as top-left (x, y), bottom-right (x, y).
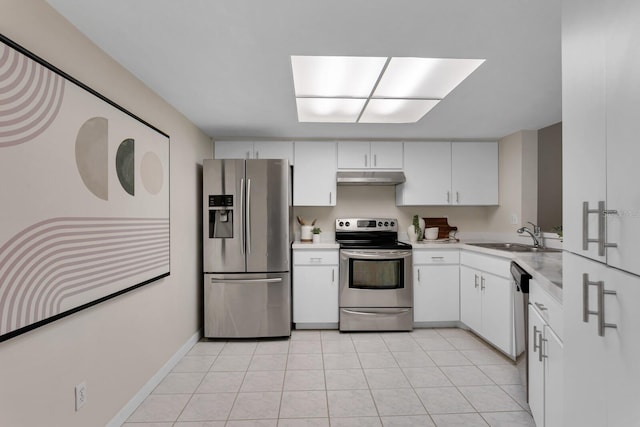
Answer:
top-left (336, 170), bottom-right (406, 186)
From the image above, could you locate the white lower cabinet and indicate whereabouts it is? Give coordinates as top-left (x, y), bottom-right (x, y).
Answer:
top-left (413, 249), bottom-right (460, 323)
top-left (292, 249), bottom-right (339, 327)
top-left (459, 251), bottom-right (514, 357)
top-left (528, 300), bottom-right (563, 427)
top-left (563, 251), bottom-right (640, 426)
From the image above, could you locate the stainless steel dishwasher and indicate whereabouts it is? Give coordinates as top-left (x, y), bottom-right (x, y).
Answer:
top-left (511, 261), bottom-right (532, 400)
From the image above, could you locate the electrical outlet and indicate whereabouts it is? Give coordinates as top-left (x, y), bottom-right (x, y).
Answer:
top-left (75, 382), bottom-right (87, 411)
top-left (510, 213), bottom-right (518, 225)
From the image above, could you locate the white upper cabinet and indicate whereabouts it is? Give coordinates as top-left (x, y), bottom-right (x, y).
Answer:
top-left (293, 141), bottom-right (337, 206)
top-left (215, 140), bottom-right (294, 164)
top-left (603, 0), bottom-right (640, 274)
top-left (397, 141), bottom-right (498, 206)
top-left (337, 141), bottom-right (403, 169)
top-left (396, 141), bottom-right (452, 205)
top-left (563, 0), bottom-right (640, 275)
top-left (562, 0), bottom-right (607, 261)
top-left (451, 142), bottom-right (499, 206)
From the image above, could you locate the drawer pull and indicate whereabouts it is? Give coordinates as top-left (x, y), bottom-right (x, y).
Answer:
top-left (309, 257), bottom-right (322, 263)
top-left (534, 302), bottom-right (548, 311)
top-left (431, 256), bottom-right (445, 260)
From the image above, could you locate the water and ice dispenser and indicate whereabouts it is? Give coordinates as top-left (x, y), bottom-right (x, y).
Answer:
top-left (208, 194), bottom-right (234, 238)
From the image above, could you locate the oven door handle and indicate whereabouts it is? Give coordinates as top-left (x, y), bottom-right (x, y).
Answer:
top-left (341, 308), bottom-right (411, 316)
top-left (340, 250), bottom-right (412, 259)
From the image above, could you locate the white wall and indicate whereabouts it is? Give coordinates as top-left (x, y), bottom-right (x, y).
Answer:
top-left (0, 1), bottom-right (212, 426)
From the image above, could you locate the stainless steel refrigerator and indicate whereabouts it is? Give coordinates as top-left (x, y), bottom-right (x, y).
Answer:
top-left (203, 159), bottom-right (291, 338)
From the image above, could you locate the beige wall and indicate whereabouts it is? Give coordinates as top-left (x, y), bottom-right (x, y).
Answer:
top-left (487, 130), bottom-right (538, 232)
top-left (294, 185), bottom-right (491, 238)
top-left (0, 1), bottom-right (212, 426)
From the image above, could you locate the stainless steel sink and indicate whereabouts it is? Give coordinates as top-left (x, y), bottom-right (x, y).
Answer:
top-left (467, 242), bottom-right (561, 253)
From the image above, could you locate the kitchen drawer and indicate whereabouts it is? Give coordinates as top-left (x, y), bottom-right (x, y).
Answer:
top-left (293, 250), bottom-right (339, 266)
top-left (530, 278), bottom-right (563, 340)
top-left (413, 249), bottom-right (459, 265)
top-left (460, 250), bottom-right (510, 278)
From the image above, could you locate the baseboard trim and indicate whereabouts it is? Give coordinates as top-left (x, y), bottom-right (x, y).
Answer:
top-left (107, 329), bottom-right (202, 427)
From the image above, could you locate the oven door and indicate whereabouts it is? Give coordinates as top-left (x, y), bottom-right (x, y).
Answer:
top-left (339, 249), bottom-right (413, 308)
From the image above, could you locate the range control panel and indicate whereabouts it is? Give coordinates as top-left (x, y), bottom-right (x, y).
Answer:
top-left (335, 218), bottom-right (398, 232)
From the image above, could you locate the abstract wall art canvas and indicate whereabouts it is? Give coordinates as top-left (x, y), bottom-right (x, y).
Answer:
top-left (0, 34), bottom-right (170, 342)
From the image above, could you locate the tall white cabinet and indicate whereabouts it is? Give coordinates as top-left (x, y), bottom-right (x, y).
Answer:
top-left (562, 0), bottom-right (640, 425)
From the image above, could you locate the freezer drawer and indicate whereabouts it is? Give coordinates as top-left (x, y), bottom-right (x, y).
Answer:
top-left (204, 272), bottom-right (291, 338)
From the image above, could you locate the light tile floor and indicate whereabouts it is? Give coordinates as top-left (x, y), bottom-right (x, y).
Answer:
top-left (123, 328), bottom-right (535, 427)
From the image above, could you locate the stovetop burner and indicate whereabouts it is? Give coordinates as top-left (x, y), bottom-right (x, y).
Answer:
top-left (335, 218), bottom-right (412, 250)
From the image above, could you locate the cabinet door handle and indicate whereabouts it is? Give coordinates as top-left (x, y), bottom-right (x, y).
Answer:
top-left (446, 191), bottom-right (450, 203)
top-left (310, 257), bottom-right (322, 263)
top-left (364, 154), bottom-right (368, 167)
top-left (456, 191), bottom-right (460, 203)
top-left (533, 325), bottom-right (541, 354)
top-left (474, 274), bottom-right (479, 288)
top-left (534, 302), bottom-right (548, 311)
top-left (480, 276), bottom-right (486, 291)
top-left (374, 154), bottom-right (377, 167)
top-left (329, 192), bottom-right (332, 204)
top-left (539, 335), bottom-right (548, 362)
top-left (431, 256), bottom-right (444, 260)
top-left (332, 268), bottom-right (335, 283)
top-left (255, 150), bottom-right (259, 159)
top-left (583, 273), bottom-right (618, 336)
top-left (583, 201), bottom-right (618, 255)
top-left (246, 151), bottom-right (251, 159)
top-left (417, 269), bottom-right (421, 282)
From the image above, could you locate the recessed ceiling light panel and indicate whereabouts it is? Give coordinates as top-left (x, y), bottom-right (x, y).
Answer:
top-left (359, 99), bottom-right (440, 123)
top-left (296, 98), bottom-right (366, 122)
top-left (291, 55), bottom-right (387, 98)
top-left (373, 57), bottom-right (485, 99)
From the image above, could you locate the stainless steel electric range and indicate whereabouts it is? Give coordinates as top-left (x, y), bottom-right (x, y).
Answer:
top-left (335, 218), bottom-right (413, 332)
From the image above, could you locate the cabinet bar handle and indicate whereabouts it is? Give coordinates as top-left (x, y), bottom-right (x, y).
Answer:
top-left (534, 302), bottom-right (548, 311)
top-left (583, 201), bottom-right (618, 255)
top-left (539, 335), bottom-right (547, 362)
top-left (374, 154), bottom-right (377, 167)
top-left (329, 192), bottom-right (332, 204)
top-left (431, 256), bottom-right (445, 260)
top-left (417, 269), bottom-right (421, 282)
top-left (533, 325), bottom-right (541, 354)
top-left (364, 154), bottom-right (368, 167)
top-left (255, 150), bottom-right (259, 159)
top-left (583, 273), bottom-right (618, 336)
top-left (456, 191), bottom-right (460, 203)
top-left (474, 274), bottom-right (479, 288)
top-left (481, 276), bottom-right (486, 291)
top-left (332, 268), bottom-right (335, 283)
top-left (446, 191), bottom-right (450, 203)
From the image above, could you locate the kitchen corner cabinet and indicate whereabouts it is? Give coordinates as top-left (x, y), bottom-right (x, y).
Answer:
top-left (563, 0), bottom-right (640, 275)
top-left (528, 279), bottom-right (563, 427)
top-left (459, 251), bottom-right (513, 356)
top-left (292, 249), bottom-right (339, 327)
top-left (563, 252), bottom-right (640, 426)
top-left (293, 141), bottom-right (337, 206)
top-left (337, 141), bottom-right (403, 169)
top-left (396, 141), bottom-right (498, 206)
top-left (413, 249), bottom-right (460, 323)
top-left (215, 140), bottom-right (294, 164)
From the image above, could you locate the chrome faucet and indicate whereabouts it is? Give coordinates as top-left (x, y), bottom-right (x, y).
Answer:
top-left (517, 222), bottom-right (542, 247)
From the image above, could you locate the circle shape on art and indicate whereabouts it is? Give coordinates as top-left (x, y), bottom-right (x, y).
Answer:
top-left (116, 138), bottom-right (135, 196)
top-left (75, 117), bottom-right (108, 200)
top-left (140, 151), bottom-right (164, 195)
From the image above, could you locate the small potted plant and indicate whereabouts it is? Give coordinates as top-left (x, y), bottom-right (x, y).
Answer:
top-left (312, 227), bottom-right (322, 243)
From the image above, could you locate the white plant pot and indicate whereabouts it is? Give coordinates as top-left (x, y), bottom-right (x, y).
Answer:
top-left (312, 234), bottom-right (321, 243)
top-left (300, 225), bottom-right (313, 242)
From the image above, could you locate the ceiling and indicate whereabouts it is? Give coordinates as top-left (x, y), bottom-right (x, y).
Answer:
top-left (46, 0), bottom-right (561, 141)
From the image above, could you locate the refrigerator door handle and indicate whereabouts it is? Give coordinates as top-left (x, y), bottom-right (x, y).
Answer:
top-left (209, 277), bottom-right (283, 284)
top-left (240, 178), bottom-right (245, 255)
top-left (246, 178), bottom-right (252, 254)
